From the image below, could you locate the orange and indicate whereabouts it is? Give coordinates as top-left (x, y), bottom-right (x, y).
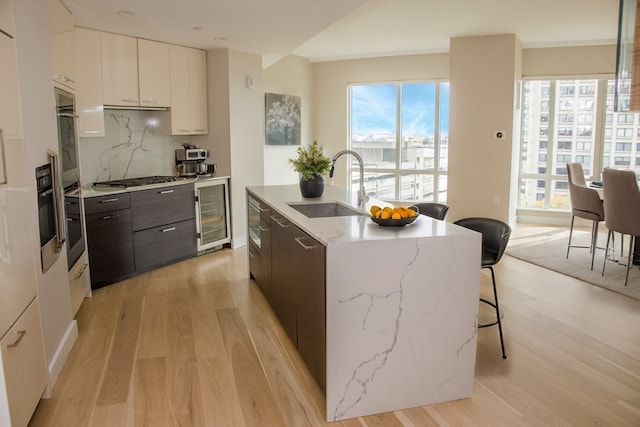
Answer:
top-left (391, 212), bottom-right (402, 220)
top-left (380, 211), bottom-right (391, 219)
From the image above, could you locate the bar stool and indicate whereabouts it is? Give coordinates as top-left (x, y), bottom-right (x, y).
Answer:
top-left (412, 202), bottom-right (449, 220)
top-left (454, 217), bottom-right (511, 359)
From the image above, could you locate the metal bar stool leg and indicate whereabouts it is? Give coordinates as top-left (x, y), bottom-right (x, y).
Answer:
top-left (478, 266), bottom-right (507, 359)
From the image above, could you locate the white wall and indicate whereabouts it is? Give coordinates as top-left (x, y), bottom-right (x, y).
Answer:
top-left (448, 34), bottom-right (520, 223)
top-left (263, 55), bottom-right (314, 185)
top-left (300, 43), bottom-right (615, 224)
top-left (312, 54), bottom-right (449, 187)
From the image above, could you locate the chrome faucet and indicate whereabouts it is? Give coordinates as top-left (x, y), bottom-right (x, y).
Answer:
top-left (329, 150), bottom-right (369, 208)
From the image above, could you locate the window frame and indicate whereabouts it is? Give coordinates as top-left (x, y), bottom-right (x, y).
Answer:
top-left (348, 81), bottom-right (449, 202)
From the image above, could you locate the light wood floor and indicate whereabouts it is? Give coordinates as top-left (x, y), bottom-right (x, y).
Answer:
top-left (29, 226), bottom-right (640, 426)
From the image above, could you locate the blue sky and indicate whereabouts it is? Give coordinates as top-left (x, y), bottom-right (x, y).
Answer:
top-left (351, 83), bottom-right (449, 136)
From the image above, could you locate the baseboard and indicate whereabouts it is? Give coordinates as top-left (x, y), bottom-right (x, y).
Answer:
top-left (45, 320), bottom-right (78, 393)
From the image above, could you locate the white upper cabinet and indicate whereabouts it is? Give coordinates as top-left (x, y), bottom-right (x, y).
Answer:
top-left (170, 45), bottom-right (208, 135)
top-left (48, 0), bottom-right (75, 90)
top-left (101, 32), bottom-right (139, 107)
top-left (138, 39), bottom-right (171, 108)
top-left (74, 27), bottom-right (104, 137)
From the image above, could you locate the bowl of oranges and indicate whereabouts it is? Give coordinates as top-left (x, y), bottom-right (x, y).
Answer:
top-left (369, 205), bottom-right (419, 226)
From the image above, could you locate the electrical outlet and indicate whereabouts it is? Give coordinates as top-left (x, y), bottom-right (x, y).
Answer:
top-left (493, 196), bottom-right (500, 206)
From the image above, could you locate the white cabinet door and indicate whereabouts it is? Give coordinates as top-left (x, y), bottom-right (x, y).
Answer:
top-left (138, 39), bottom-right (171, 108)
top-left (170, 45), bottom-right (208, 135)
top-left (48, 0), bottom-right (75, 90)
top-left (188, 48), bottom-right (208, 134)
top-left (68, 252), bottom-right (90, 317)
top-left (0, 189), bottom-right (38, 332)
top-left (0, 299), bottom-right (47, 427)
top-left (0, 0), bottom-right (21, 141)
top-left (74, 28), bottom-right (104, 137)
top-left (101, 32), bottom-right (139, 106)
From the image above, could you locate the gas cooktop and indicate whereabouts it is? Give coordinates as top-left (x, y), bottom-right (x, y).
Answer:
top-left (93, 176), bottom-right (184, 189)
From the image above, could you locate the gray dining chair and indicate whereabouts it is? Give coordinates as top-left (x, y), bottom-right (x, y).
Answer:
top-left (566, 163), bottom-right (605, 270)
top-left (412, 202), bottom-right (449, 220)
top-left (601, 168), bottom-right (640, 286)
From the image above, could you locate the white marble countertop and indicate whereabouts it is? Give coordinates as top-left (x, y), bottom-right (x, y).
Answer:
top-left (81, 175), bottom-right (229, 198)
top-left (247, 184), bottom-right (473, 246)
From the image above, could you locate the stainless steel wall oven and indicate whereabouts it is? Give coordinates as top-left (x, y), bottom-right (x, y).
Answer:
top-left (54, 87), bottom-right (85, 270)
top-left (36, 153), bottom-right (65, 273)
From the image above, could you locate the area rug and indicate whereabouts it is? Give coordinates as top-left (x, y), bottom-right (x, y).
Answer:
top-left (506, 229), bottom-right (640, 301)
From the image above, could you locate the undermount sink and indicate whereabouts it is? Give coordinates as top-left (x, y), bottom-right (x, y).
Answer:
top-left (287, 202), bottom-right (366, 218)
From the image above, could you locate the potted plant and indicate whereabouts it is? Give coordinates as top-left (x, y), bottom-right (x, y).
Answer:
top-left (289, 140), bottom-right (332, 198)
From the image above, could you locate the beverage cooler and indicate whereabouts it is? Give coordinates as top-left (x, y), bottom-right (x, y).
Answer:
top-left (195, 178), bottom-right (231, 254)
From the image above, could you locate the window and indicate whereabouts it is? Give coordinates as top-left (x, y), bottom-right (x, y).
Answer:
top-left (519, 78), bottom-right (640, 211)
top-left (349, 82), bottom-right (449, 201)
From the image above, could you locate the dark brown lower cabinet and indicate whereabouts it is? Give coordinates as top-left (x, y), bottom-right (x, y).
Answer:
top-left (85, 208), bottom-right (135, 289)
top-left (270, 213), bottom-right (298, 345)
top-left (293, 228), bottom-right (326, 392)
top-left (256, 205), bottom-right (326, 393)
top-left (133, 219), bottom-right (196, 271)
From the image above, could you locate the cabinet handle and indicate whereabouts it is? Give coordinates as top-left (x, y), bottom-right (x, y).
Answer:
top-left (161, 227), bottom-right (176, 233)
top-left (193, 129), bottom-right (206, 132)
top-left (259, 225), bottom-right (270, 232)
top-left (295, 237), bottom-right (317, 250)
top-left (82, 130), bottom-right (101, 135)
top-left (101, 214), bottom-right (120, 220)
top-left (159, 190), bottom-right (174, 194)
top-left (74, 263), bottom-right (89, 279)
top-left (7, 330), bottom-right (26, 348)
top-left (259, 207), bottom-right (269, 213)
top-left (177, 129), bottom-right (190, 132)
top-left (121, 99), bottom-right (138, 103)
top-left (99, 198), bottom-right (119, 203)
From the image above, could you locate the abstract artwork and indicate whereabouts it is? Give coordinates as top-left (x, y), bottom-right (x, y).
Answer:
top-left (265, 93), bottom-right (301, 145)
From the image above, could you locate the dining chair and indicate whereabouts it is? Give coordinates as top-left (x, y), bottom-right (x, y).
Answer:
top-left (412, 202), bottom-right (449, 220)
top-left (601, 168), bottom-right (640, 286)
top-left (566, 162), bottom-right (605, 270)
top-left (453, 217), bottom-right (511, 359)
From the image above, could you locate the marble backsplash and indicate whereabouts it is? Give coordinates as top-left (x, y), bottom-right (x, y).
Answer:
top-left (78, 109), bottom-right (194, 185)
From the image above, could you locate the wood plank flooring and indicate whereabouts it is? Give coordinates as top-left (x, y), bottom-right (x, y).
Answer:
top-left (29, 227), bottom-right (640, 426)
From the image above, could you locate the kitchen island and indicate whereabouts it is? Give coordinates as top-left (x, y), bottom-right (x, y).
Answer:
top-left (246, 184), bottom-right (481, 422)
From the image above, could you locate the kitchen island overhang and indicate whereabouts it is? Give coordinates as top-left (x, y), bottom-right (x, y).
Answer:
top-left (246, 184), bottom-right (481, 421)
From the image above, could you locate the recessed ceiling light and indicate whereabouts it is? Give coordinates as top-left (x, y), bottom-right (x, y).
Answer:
top-left (192, 26), bottom-right (203, 31)
top-left (117, 10), bottom-right (134, 16)
top-left (213, 37), bottom-right (226, 41)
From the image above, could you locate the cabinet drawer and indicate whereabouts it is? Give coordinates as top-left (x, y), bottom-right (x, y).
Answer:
top-left (1, 299), bottom-right (47, 427)
top-left (84, 193), bottom-right (131, 215)
top-left (133, 219), bottom-right (196, 271)
top-left (130, 184), bottom-right (195, 231)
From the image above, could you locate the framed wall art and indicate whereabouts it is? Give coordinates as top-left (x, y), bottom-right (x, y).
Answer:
top-left (265, 92), bottom-right (301, 145)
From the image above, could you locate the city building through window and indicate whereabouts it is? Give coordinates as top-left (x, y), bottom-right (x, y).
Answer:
top-left (348, 82), bottom-right (449, 202)
top-left (519, 79), bottom-right (640, 210)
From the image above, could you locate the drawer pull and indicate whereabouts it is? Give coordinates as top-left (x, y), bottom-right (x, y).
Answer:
top-left (101, 214), bottom-right (120, 220)
top-left (99, 198), bottom-right (119, 203)
top-left (82, 130), bottom-right (101, 135)
top-left (74, 263), bottom-right (89, 279)
top-left (295, 237), bottom-right (317, 250)
top-left (121, 99), bottom-right (138, 103)
top-left (159, 190), bottom-right (174, 194)
top-left (259, 225), bottom-right (270, 232)
top-left (161, 227), bottom-right (176, 233)
top-left (7, 330), bottom-right (26, 348)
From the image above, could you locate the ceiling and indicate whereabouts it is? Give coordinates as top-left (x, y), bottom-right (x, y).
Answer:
top-left (63, 0), bottom-right (620, 68)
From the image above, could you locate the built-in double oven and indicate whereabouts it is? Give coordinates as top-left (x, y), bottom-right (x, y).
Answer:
top-left (54, 87), bottom-right (85, 270)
